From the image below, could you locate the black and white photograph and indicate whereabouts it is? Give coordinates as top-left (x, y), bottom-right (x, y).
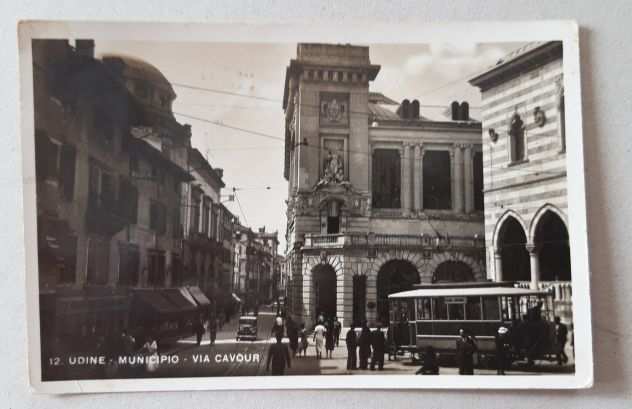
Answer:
top-left (19, 21), bottom-right (592, 392)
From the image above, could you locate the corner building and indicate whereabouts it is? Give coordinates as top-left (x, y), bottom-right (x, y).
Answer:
top-left (283, 44), bottom-right (485, 329)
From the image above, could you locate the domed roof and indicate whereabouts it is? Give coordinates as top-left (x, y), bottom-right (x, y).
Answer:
top-left (101, 54), bottom-right (176, 98)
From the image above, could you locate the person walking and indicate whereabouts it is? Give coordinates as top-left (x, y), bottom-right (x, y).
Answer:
top-left (286, 315), bottom-right (299, 357)
top-left (194, 316), bottom-right (205, 346)
top-left (333, 317), bottom-right (342, 347)
top-left (325, 320), bottom-right (335, 359)
top-left (370, 325), bottom-right (386, 370)
top-left (495, 326), bottom-right (511, 375)
top-left (554, 316), bottom-right (569, 365)
top-left (299, 323), bottom-right (308, 357)
top-left (313, 320), bottom-right (327, 359)
top-left (266, 333), bottom-right (291, 375)
top-left (455, 329), bottom-right (478, 375)
top-left (208, 316), bottom-right (218, 346)
top-left (358, 321), bottom-right (372, 370)
top-left (345, 326), bottom-right (357, 370)
top-left (271, 315), bottom-right (285, 339)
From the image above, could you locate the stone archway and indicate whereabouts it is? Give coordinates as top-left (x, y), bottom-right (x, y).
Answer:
top-left (533, 210), bottom-right (571, 281)
top-left (496, 215), bottom-right (530, 281)
top-left (312, 264), bottom-right (337, 322)
top-left (376, 259), bottom-right (420, 325)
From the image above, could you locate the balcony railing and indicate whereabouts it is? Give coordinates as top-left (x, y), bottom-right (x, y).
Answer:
top-left (516, 280), bottom-right (573, 303)
top-left (303, 232), bottom-right (484, 250)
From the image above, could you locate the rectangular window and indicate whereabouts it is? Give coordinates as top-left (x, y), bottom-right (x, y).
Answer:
top-left (191, 191), bottom-right (201, 234)
top-left (447, 303), bottom-right (465, 320)
top-left (87, 237), bottom-right (109, 285)
top-left (433, 298), bottom-right (447, 320)
top-left (147, 250), bottom-right (166, 286)
top-left (171, 254), bottom-right (182, 286)
top-left (372, 148), bottom-right (401, 209)
top-left (423, 150), bottom-right (452, 210)
top-left (118, 177), bottom-right (138, 224)
top-left (118, 244), bottom-right (139, 286)
top-left (352, 275), bottom-right (367, 325)
top-left (150, 200), bottom-right (167, 235)
top-left (482, 296), bottom-right (501, 321)
top-left (202, 197), bottom-right (210, 235)
top-left (473, 151), bottom-right (484, 211)
top-left (416, 298), bottom-right (432, 320)
top-left (466, 296), bottom-right (482, 320)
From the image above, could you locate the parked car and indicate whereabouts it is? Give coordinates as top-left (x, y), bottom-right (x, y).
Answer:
top-left (236, 315), bottom-right (258, 341)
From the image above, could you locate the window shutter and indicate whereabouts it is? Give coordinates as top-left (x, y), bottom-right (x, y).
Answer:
top-left (60, 144), bottom-right (76, 201)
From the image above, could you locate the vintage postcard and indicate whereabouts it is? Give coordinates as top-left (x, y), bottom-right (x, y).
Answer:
top-left (18, 20), bottom-right (592, 392)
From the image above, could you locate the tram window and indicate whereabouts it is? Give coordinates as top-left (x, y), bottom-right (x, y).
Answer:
top-left (466, 296), bottom-right (482, 320)
top-left (416, 298), bottom-right (432, 320)
top-left (482, 296), bottom-right (500, 320)
top-left (433, 298), bottom-right (447, 320)
top-left (448, 303), bottom-right (465, 320)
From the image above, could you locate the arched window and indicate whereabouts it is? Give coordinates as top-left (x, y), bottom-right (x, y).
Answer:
top-left (509, 112), bottom-right (526, 163)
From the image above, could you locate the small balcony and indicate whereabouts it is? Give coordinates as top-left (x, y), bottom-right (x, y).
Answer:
top-left (303, 232), bottom-right (484, 250)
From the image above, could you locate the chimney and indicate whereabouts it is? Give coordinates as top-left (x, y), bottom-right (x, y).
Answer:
top-left (459, 101), bottom-right (470, 121)
top-left (411, 99), bottom-right (420, 119)
top-left (451, 101), bottom-right (460, 120)
top-left (397, 99), bottom-right (411, 119)
top-left (75, 39), bottom-right (95, 58)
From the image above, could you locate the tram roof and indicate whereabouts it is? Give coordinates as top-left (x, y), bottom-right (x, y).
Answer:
top-left (388, 286), bottom-right (550, 299)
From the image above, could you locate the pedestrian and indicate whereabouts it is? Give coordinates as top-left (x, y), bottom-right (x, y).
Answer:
top-left (370, 324), bottom-right (385, 370)
top-left (298, 323), bottom-right (309, 357)
top-left (554, 316), bottom-right (569, 365)
top-left (286, 316), bottom-right (299, 357)
top-left (416, 346), bottom-right (439, 375)
top-left (194, 316), bottom-right (205, 346)
top-left (455, 329), bottom-right (477, 375)
top-left (333, 317), bottom-right (342, 347)
top-left (141, 336), bottom-right (159, 373)
top-left (313, 320), bottom-right (327, 359)
top-left (345, 325), bottom-right (357, 370)
top-left (121, 329), bottom-right (136, 355)
top-left (208, 316), bottom-right (218, 346)
top-left (358, 321), bottom-right (372, 370)
top-left (266, 333), bottom-right (291, 375)
top-left (495, 326), bottom-right (511, 375)
top-left (325, 320), bottom-right (335, 359)
top-left (271, 315), bottom-right (285, 339)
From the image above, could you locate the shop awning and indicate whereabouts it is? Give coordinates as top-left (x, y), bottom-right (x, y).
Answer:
top-left (133, 290), bottom-right (180, 315)
top-left (187, 286), bottom-right (211, 307)
top-left (232, 293), bottom-right (243, 303)
top-left (162, 288), bottom-right (198, 312)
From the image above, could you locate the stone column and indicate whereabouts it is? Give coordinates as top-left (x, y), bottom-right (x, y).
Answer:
top-left (494, 249), bottom-right (503, 282)
top-left (402, 144), bottom-right (412, 214)
top-left (464, 144), bottom-right (474, 213)
top-left (527, 244), bottom-right (540, 289)
top-left (450, 148), bottom-right (457, 211)
top-left (413, 144), bottom-right (422, 211)
top-left (454, 144), bottom-right (464, 213)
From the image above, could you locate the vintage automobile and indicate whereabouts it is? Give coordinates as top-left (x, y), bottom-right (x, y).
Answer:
top-left (236, 315), bottom-right (258, 341)
top-left (387, 281), bottom-right (562, 366)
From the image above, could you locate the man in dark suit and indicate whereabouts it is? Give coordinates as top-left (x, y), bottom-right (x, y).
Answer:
top-left (370, 324), bottom-right (386, 371)
top-left (345, 325), bottom-right (357, 370)
top-left (554, 316), bottom-right (569, 365)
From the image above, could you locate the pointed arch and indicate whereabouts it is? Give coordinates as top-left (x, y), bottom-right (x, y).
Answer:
top-left (528, 203), bottom-right (568, 244)
top-left (492, 209), bottom-right (529, 250)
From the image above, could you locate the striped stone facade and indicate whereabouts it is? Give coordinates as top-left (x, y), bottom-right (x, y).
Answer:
top-left (470, 42), bottom-right (572, 323)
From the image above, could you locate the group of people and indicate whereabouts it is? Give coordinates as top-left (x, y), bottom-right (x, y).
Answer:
top-left (192, 314), bottom-right (220, 346)
top-left (345, 322), bottom-right (386, 371)
top-left (312, 316), bottom-right (342, 359)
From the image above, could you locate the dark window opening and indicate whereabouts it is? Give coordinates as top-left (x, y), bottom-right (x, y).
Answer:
top-left (118, 244), bottom-right (139, 286)
top-left (352, 275), bottom-right (367, 326)
top-left (171, 254), bottom-right (183, 286)
top-left (509, 112), bottom-right (526, 162)
top-left (535, 211), bottom-right (571, 281)
top-left (149, 200), bottom-right (167, 235)
top-left (327, 217), bottom-right (340, 234)
top-left (432, 260), bottom-right (474, 283)
top-left (473, 151), bottom-right (484, 211)
top-left (376, 260), bottom-right (419, 324)
top-left (147, 250), bottom-right (166, 286)
top-left (423, 150), bottom-right (452, 210)
top-left (59, 235), bottom-right (77, 284)
top-left (372, 149), bottom-right (401, 209)
top-left (87, 237), bottom-right (109, 285)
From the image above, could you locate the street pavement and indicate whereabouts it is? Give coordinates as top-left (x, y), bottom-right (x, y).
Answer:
top-left (44, 308), bottom-right (575, 379)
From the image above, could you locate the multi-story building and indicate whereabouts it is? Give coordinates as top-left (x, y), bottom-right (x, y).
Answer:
top-left (34, 41), bottom-right (201, 360)
top-left (469, 41), bottom-right (572, 324)
top-left (282, 44), bottom-right (485, 328)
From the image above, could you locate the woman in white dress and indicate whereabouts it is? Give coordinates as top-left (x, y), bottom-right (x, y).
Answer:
top-left (142, 337), bottom-right (159, 373)
top-left (313, 322), bottom-right (327, 359)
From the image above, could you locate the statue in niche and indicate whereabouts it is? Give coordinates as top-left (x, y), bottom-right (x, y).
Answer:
top-left (322, 150), bottom-right (344, 184)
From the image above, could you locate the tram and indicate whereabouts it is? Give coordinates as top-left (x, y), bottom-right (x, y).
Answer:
top-left (387, 282), bottom-right (560, 364)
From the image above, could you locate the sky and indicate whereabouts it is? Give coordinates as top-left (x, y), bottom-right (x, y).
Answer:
top-left (94, 40), bottom-right (524, 253)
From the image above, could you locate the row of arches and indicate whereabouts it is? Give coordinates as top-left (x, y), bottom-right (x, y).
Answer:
top-left (495, 206), bottom-right (571, 282)
top-left (312, 258), bottom-right (475, 325)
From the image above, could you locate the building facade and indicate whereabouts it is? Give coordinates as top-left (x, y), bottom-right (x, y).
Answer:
top-left (283, 44), bottom-right (486, 329)
top-left (469, 41), bottom-right (572, 323)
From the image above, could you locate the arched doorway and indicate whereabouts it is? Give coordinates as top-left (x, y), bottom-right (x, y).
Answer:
top-left (432, 260), bottom-right (474, 283)
top-left (312, 264), bottom-right (337, 322)
top-left (376, 260), bottom-right (420, 324)
top-left (534, 211), bottom-right (571, 281)
top-left (497, 216), bottom-right (530, 281)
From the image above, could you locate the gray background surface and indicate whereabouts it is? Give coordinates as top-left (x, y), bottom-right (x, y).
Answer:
top-left (1, 1), bottom-right (630, 407)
